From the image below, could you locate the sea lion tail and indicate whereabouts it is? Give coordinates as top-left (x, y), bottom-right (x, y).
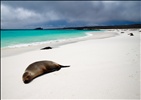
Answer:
top-left (60, 65), bottom-right (70, 68)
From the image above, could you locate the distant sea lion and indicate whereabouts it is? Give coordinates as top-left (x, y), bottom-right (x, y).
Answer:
top-left (22, 60), bottom-right (70, 84)
top-left (41, 46), bottom-right (52, 50)
top-left (128, 33), bottom-right (134, 36)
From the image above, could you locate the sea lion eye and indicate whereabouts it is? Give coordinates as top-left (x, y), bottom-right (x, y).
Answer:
top-left (25, 76), bottom-right (29, 80)
top-left (26, 75), bottom-right (30, 78)
top-left (26, 75), bottom-right (32, 80)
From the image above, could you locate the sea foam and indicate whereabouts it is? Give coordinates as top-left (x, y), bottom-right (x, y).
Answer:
top-left (6, 32), bottom-right (94, 48)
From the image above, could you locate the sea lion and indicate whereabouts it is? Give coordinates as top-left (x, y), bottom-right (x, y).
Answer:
top-left (128, 33), bottom-right (134, 36)
top-left (41, 46), bottom-right (52, 50)
top-left (22, 60), bottom-right (70, 84)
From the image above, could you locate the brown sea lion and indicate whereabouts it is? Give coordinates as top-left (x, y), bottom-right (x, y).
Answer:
top-left (22, 60), bottom-right (70, 84)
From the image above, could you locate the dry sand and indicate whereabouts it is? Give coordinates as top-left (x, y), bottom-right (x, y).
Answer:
top-left (1, 29), bottom-right (140, 99)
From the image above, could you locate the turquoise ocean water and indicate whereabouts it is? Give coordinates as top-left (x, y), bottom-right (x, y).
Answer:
top-left (1, 29), bottom-right (97, 48)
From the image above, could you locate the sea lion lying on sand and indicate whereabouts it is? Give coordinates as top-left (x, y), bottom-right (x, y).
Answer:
top-left (128, 33), bottom-right (134, 36)
top-left (41, 46), bottom-right (52, 50)
top-left (22, 60), bottom-right (70, 84)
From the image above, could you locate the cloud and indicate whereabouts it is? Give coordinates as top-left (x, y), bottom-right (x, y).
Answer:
top-left (1, 3), bottom-right (60, 29)
top-left (1, 1), bottom-right (141, 29)
top-left (1, 4), bottom-right (44, 29)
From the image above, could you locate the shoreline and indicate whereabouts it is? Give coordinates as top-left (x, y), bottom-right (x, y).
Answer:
top-left (1, 31), bottom-right (119, 57)
top-left (1, 29), bottom-right (140, 99)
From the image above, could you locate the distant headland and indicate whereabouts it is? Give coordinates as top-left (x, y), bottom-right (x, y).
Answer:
top-left (1, 24), bottom-right (141, 30)
top-left (34, 27), bottom-right (43, 30)
top-left (35, 24), bottom-right (141, 30)
top-left (53, 24), bottom-right (141, 30)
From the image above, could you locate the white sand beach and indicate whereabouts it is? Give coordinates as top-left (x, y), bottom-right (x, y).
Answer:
top-left (1, 29), bottom-right (140, 99)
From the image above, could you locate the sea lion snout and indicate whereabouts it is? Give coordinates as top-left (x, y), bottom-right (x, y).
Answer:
top-left (24, 79), bottom-right (31, 84)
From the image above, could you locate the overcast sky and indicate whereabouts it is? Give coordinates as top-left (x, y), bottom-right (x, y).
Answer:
top-left (1, 1), bottom-right (141, 29)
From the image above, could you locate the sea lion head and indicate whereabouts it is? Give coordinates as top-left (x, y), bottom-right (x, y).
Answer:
top-left (22, 72), bottom-right (33, 84)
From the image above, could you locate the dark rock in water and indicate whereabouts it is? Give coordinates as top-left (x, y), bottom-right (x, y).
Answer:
top-left (41, 46), bottom-right (52, 50)
top-left (128, 33), bottom-right (134, 36)
top-left (35, 27), bottom-right (43, 30)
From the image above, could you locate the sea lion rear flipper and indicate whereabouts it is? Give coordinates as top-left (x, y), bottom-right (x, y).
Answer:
top-left (60, 65), bottom-right (70, 68)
